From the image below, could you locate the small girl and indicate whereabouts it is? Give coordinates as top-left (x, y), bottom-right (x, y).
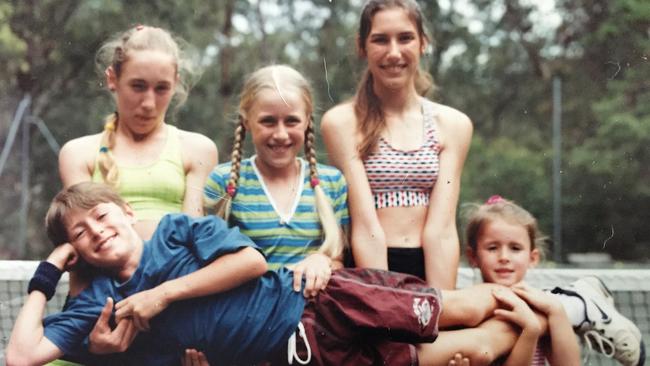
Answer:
top-left (465, 195), bottom-right (644, 366)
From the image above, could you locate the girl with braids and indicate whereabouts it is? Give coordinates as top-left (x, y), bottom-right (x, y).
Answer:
top-left (59, 25), bottom-right (217, 243)
top-left (321, 0), bottom-right (472, 289)
top-left (53, 25), bottom-right (217, 362)
top-left (204, 64), bottom-right (349, 296)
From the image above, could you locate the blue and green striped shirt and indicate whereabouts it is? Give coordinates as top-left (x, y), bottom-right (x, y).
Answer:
top-left (204, 157), bottom-right (349, 270)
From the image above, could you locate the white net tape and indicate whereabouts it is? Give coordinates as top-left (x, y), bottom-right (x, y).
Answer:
top-left (1, 261), bottom-right (647, 365)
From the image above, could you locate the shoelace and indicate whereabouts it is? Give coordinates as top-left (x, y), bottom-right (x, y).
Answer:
top-left (582, 329), bottom-right (616, 362)
top-left (287, 322), bottom-right (312, 365)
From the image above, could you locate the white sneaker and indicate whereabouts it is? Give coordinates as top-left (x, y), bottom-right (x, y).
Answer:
top-left (553, 276), bottom-right (645, 366)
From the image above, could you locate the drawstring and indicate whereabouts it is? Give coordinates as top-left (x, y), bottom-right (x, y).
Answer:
top-left (287, 322), bottom-right (311, 365)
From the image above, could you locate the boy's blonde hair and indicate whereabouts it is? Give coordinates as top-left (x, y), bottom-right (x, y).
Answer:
top-left (464, 195), bottom-right (547, 257)
top-left (45, 182), bottom-right (127, 247)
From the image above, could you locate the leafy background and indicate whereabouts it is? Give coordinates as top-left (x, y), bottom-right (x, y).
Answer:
top-left (0, 0), bottom-right (648, 264)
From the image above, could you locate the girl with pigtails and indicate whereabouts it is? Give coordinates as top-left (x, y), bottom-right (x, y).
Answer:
top-left (204, 64), bottom-right (349, 296)
top-left (55, 25), bottom-right (217, 362)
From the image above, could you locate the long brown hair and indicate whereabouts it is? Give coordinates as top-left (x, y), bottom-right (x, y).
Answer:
top-left (355, 0), bottom-right (434, 159)
top-left (214, 65), bottom-right (343, 259)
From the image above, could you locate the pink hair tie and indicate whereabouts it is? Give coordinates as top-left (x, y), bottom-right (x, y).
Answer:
top-left (486, 195), bottom-right (505, 205)
top-left (310, 177), bottom-right (320, 188)
top-left (226, 184), bottom-right (237, 198)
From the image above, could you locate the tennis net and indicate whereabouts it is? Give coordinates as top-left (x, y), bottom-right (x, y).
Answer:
top-left (1, 261), bottom-right (648, 365)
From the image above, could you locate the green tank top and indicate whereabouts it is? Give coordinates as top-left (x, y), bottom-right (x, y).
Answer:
top-left (92, 125), bottom-right (185, 221)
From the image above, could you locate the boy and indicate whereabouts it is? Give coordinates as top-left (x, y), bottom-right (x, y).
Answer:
top-left (7, 182), bottom-right (518, 365)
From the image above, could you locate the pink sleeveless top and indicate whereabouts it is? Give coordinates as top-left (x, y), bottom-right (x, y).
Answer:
top-left (363, 98), bottom-right (440, 209)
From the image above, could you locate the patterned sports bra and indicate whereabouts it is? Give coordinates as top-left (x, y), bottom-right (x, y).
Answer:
top-left (363, 98), bottom-right (440, 209)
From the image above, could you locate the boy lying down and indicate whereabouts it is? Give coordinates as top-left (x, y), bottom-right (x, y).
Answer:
top-left (7, 182), bottom-right (521, 366)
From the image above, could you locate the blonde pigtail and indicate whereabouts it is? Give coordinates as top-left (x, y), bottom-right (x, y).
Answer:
top-left (214, 120), bottom-right (246, 220)
top-left (97, 112), bottom-right (119, 187)
top-left (304, 123), bottom-right (343, 260)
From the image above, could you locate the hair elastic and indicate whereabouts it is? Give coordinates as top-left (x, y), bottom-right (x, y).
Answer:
top-left (226, 184), bottom-right (237, 198)
top-left (28, 261), bottom-right (63, 301)
top-left (486, 195), bottom-right (505, 205)
top-left (310, 177), bottom-right (320, 188)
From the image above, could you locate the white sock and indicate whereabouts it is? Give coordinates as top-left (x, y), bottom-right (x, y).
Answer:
top-left (550, 292), bottom-right (587, 327)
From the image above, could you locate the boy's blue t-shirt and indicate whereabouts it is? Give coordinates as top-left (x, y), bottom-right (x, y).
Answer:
top-left (42, 214), bottom-right (306, 365)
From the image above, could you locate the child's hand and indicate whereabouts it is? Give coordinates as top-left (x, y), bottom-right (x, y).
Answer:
top-left (182, 349), bottom-right (210, 366)
top-left (492, 288), bottom-right (542, 336)
top-left (448, 352), bottom-right (470, 366)
top-left (289, 253), bottom-right (332, 298)
top-left (114, 287), bottom-right (170, 331)
top-left (512, 283), bottom-right (563, 316)
top-left (88, 297), bottom-right (138, 354)
top-left (46, 243), bottom-right (79, 271)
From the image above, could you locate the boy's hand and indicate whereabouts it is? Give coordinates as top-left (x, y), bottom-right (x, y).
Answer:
top-left (289, 253), bottom-right (332, 298)
top-left (88, 297), bottom-right (138, 354)
top-left (182, 349), bottom-right (210, 366)
top-left (46, 243), bottom-right (78, 271)
top-left (492, 288), bottom-right (542, 336)
top-left (114, 287), bottom-right (170, 331)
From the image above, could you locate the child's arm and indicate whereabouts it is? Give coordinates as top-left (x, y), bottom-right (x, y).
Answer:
top-left (491, 288), bottom-right (543, 366)
top-left (115, 246), bottom-right (267, 331)
top-left (513, 284), bottom-right (581, 366)
top-left (6, 244), bottom-right (77, 365)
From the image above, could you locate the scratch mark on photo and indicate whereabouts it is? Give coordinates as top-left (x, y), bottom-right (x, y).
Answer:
top-left (602, 225), bottom-right (614, 249)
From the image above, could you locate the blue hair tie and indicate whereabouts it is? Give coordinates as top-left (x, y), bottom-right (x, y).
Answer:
top-left (99, 146), bottom-right (109, 153)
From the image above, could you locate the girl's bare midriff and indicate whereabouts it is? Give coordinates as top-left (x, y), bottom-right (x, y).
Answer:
top-left (377, 205), bottom-right (427, 248)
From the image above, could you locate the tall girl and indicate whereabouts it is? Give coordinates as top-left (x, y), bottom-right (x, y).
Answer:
top-left (322, 0), bottom-right (471, 289)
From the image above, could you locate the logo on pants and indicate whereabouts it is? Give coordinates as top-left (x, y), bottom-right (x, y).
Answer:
top-left (413, 297), bottom-right (433, 328)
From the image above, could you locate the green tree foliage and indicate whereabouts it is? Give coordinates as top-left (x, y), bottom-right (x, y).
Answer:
top-left (0, 0), bottom-right (647, 262)
top-left (555, 0), bottom-right (650, 261)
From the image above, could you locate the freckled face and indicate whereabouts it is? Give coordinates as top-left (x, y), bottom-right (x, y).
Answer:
top-left (107, 50), bottom-right (177, 135)
top-left (363, 7), bottom-right (426, 91)
top-left (470, 219), bottom-right (539, 286)
top-left (244, 88), bottom-right (309, 174)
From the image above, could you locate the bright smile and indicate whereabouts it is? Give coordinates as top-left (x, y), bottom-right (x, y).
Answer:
top-left (95, 235), bottom-right (116, 253)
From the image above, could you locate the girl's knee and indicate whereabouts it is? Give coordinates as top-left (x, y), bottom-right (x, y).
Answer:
top-left (463, 344), bottom-right (497, 366)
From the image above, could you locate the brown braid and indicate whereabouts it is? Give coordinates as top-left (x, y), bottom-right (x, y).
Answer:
top-left (304, 121), bottom-right (319, 183)
top-left (214, 119), bottom-right (246, 220)
top-left (97, 112), bottom-right (119, 186)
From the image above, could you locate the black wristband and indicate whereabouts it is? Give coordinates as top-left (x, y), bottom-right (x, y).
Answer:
top-left (28, 261), bottom-right (63, 301)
